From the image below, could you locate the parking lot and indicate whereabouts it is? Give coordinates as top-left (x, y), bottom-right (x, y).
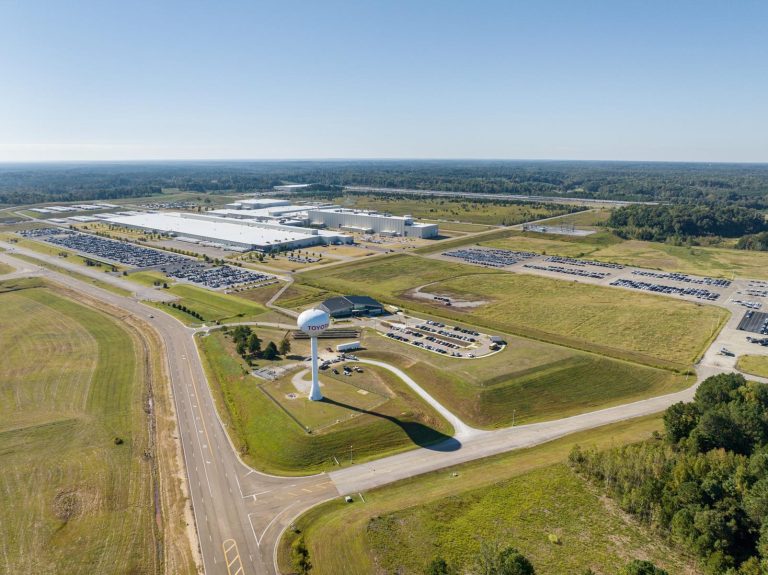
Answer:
top-left (163, 262), bottom-right (274, 289)
top-left (443, 247), bottom-right (537, 267)
top-left (610, 278), bottom-right (721, 301)
top-left (738, 311), bottom-right (768, 335)
top-left (19, 228), bottom-right (190, 268)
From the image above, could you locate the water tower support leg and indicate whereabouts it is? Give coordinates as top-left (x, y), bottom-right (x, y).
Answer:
top-left (310, 336), bottom-right (323, 401)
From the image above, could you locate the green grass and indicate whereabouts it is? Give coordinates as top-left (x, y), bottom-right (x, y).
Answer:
top-left (10, 253), bottom-right (133, 297)
top-left (0, 281), bottom-right (157, 574)
top-left (151, 284), bottom-right (267, 324)
top-left (275, 282), bottom-right (337, 310)
top-left (300, 253), bottom-right (727, 369)
top-left (0, 262), bottom-right (13, 275)
top-left (197, 330), bottom-right (453, 474)
top-left (124, 270), bottom-right (171, 287)
top-left (278, 414), bottom-right (699, 575)
top-left (358, 329), bottom-right (689, 428)
top-left (310, 194), bottom-right (579, 226)
top-left (737, 354), bottom-right (768, 378)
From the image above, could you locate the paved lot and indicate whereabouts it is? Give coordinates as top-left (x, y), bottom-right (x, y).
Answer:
top-left (737, 311), bottom-right (768, 335)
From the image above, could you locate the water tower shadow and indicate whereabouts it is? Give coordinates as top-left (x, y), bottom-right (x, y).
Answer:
top-left (320, 397), bottom-right (461, 452)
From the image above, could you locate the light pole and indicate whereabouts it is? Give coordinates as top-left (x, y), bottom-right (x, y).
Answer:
top-left (297, 308), bottom-right (330, 401)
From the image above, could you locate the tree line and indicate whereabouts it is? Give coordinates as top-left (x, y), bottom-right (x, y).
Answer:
top-left (570, 373), bottom-right (768, 574)
top-left (228, 325), bottom-right (290, 362)
top-left (606, 204), bottom-right (768, 242)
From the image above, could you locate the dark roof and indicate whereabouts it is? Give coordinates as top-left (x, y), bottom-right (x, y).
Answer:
top-left (345, 295), bottom-right (383, 307)
top-left (319, 296), bottom-right (353, 313)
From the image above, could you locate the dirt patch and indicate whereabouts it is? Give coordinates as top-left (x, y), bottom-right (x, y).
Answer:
top-left (53, 488), bottom-right (95, 522)
top-left (407, 282), bottom-right (488, 309)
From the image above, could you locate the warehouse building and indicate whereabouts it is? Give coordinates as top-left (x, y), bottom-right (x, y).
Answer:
top-left (106, 212), bottom-right (351, 252)
top-left (307, 208), bottom-right (438, 238)
top-left (318, 295), bottom-right (385, 318)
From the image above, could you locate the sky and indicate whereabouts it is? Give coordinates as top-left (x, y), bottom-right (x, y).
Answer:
top-left (0, 0), bottom-right (766, 163)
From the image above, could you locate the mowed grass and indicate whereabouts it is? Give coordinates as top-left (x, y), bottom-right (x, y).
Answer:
top-left (300, 254), bottom-right (726, 369)
top-left (358, 330), bottom-right (688, 428)
top-left (327, 194), bottom-right (579, 226)
top-left (0, 261), bottom-right (13, 275)
top-left (485, 230), bottom-right (768, 279)
top-left (737, 354), bottom-right (768, 378)
top-left (278, 414), bottom-right (699, 575)
top-left (151, 283), bottom-right (266, 324)
top-left (197, 330), bottom-right (452, 474)
top-left (0, 282), bottom-right (156, 574)
top-left (10, 253), bottom-right (133, 297)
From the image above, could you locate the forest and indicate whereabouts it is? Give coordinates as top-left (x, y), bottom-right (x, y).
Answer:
top-left (570, 373), bottom-right (768, 575)
top-left (2, 160), bottom-right (768, 207)
top-left (606, 204), bottom-right (768, 242)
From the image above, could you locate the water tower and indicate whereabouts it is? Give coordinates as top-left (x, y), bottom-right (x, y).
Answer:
top-left (297, 308), bottom-right (330, 401)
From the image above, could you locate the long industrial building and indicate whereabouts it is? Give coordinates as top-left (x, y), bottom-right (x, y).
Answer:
top-left (307, 208), bottom-right (438, 238)
top-left (106, 212), bottom-right (351, 251)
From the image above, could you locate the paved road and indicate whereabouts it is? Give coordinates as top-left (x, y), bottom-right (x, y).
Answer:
top-left (2, 240), bottom-right (767, 575)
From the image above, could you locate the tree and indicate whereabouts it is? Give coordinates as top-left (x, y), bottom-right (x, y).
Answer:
top-left (290, 536), bottom-right (311, 574)
top-left (497, 546), bottom-right (535, 575)
top-left (664, 401), bottom-right (700, 443)
top-left (618, 560), bottom-right (669, 575)
top-left (279, 337), bottom-right (291, 356)
top-left (247, 333), bottom-right (262, 357)
top-left (425, 557), bottom-right (454, 575)
top-left (262, 341), bottom-right (279, 360)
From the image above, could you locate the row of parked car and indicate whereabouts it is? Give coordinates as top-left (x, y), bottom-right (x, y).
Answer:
top-left (630, 270), bottom-right (731, 288)
top-left (417, 323), bottom-right (477, 343)
top-left (610, 278), bottom-right (721, 301)
top-left (522, 263), bottom-right (610, 280)
top-left (443, 248), bottom-right (537, 268)
top-left (544, 255), bottom-right (624, 269)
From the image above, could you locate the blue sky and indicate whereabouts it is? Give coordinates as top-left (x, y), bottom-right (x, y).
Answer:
top-left (0, 0), bottom-right (766, 162)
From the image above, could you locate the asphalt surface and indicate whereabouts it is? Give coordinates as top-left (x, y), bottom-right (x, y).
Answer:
top-left (2, 239), bottom-right (767, 575)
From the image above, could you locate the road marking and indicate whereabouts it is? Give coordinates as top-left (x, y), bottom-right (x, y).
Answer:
top-left (254, 502), bottom-right (300, 546)
top-left (301, 488), bottom-right (312, 493)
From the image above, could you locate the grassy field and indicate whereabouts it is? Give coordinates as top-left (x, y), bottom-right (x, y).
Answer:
top-left (737, 354), bottom-right (768, 378)
top-left (358, 329), bottom-right (689, 428)
top-left (197, 330), bottom-right (452, 474)
top-left (0, 280), bottom-right (158, 573)
top-left (125, 270), bottom-right (171, 287)
top-left (483, 230), bottom-right (768, 279)
top-left (151, 284), bottom-right (266, 324)
top-left (315, 194), bottom-right (581, 226)
top-left (542, 207), bottom-right (612, 228)
top-left (275, 282), bottom-right (337, 310)
top-left (300, 253), bottom-right (727, 369)
top-left (278, 414), bottom-right (700, 575)
top-left (0, 261), bottom-right (12, 275)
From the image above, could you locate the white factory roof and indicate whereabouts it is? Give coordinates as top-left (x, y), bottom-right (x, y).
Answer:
top-left (106, 212), bottom-right (317, 246)
top-left (236, 198), bottom-right (291, 208)
top-left (211, 204), bottom-right (321, 219)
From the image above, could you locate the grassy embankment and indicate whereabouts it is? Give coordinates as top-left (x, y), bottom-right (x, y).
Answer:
top-left (197, 329), bottom-right (453, 474)
top-left (278, 414), bottom-right (700, 575)
top-left (149, 284), bottom-right (267, 325)
top-left (0, 278), bottom-right (158, 573)
top-left (0, 261), bottom-right (12, 275)
top-left (299, 253), bottom-right (727, 371)
top-left (737, 355), bottom-right (768, 378)
top-left (9, 253), bottom-right (132, 297)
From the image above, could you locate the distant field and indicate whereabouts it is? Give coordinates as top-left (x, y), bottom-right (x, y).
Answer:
top-left (151, 284), bottom-right (266, 324)
top-left (275, 282), bottom-right (337, 310)
top-left (737, 355), bottom-right (768, 378)
top-left (198, 330), bottom-right (452, 474)
top-left (300, 253), bottom-right (727, 369)
top-left (0, 262), bottom-right (12, 275)
top-left (278, 414), bottom-right (699, 575)
top-left (358, 330), bottom-right (688, 428)
top-left (318, 194), bottom-right (581, 226)
top-left (423, 220), bottom-right (498, 233)
top-left (543, 207), bottom-right (612, 228)
top-left (231, 281), bottom-right (286, 305)
top-left (0, 280), bottom-right (157, 573)
top-left (485, 230), bottom-right (768, 279)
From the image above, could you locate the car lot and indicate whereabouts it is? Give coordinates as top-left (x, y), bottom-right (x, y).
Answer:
top-left (630, 270), bottom-right (731, 287)
top-left (544, 255), bottom-right (624, 269)
top-left (19, 228), bottom-right (190, 268)
top-left (443, 247), bottom-right (537, 267)
top-left (738, 311), bottom-right (768, 335)
top-left (163, 262), bottom-right (274, 289)
top-left (522, 263), bottom-right (610, 280)
top-left (609, 278), bottom-right (720, 301)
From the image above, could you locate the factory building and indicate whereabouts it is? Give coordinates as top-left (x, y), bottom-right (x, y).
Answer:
top-left (106, 212), bottom-right (351, 252)
top-left (307, 208), bottom-right (438, 238)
